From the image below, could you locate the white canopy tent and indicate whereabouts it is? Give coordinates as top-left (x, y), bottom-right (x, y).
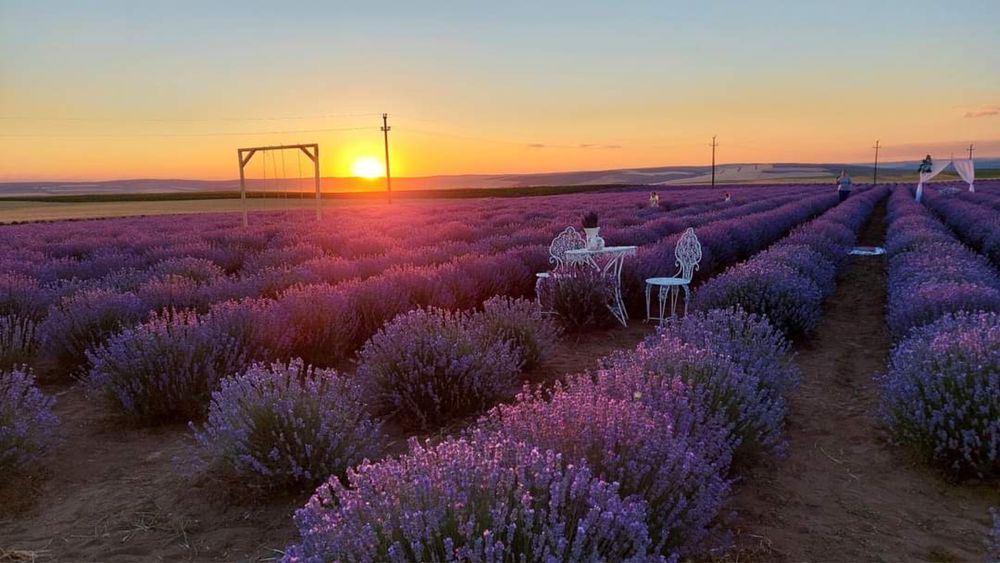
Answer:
top-left (915, 159), bottom-right (976, 202)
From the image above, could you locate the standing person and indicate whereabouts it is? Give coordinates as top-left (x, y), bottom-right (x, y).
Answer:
top-left (649, 191), bottom-right (660, 207)
top-left (836, 170), bottom-right (853, 202)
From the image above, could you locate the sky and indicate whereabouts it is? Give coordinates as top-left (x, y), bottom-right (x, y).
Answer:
top-left (1, 0), bottom-right (998, 181)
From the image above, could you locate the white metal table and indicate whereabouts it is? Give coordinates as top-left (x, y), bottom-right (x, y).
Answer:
top-left (564, 245), bottom-right (638, 326)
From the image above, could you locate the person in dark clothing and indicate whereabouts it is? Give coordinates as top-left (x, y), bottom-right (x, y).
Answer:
top-left (836, 170), bottom-right (853, 202)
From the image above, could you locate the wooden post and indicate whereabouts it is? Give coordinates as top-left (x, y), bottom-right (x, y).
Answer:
top-left (238, 149), bottom-right (248, 227)
top-left (237, 143), bottom-right (319, 225)
top-left (382, 113), bottom-right (392, 204)
top-left (314, 145), bottom-right (321, 220)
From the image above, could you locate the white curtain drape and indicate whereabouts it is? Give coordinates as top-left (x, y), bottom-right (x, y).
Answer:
top-left (915, 159), bottom-right (952, 202)
top-left (953, 159), bottom-right (975, 192)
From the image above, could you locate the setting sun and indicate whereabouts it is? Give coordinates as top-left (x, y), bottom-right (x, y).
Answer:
top-left (352, 157), bottom-right (384, 179)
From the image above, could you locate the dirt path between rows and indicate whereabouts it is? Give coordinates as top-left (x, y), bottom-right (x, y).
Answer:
top-left (724, 200), bottom-right (999, 562)
top-left (0, 323), bottom-right (654, 562)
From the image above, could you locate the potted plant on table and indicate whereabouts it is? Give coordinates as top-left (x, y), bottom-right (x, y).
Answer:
top-left (582, 211), bottom-right (603, 250)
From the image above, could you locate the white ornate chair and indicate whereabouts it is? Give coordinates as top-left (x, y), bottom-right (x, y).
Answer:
top-left (645, 227), bottom-right (702, 323)
top-left (536, 226), bottom-right (586, 307)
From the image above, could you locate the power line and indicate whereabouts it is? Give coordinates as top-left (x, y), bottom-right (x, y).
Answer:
top-left (0, 112), bottom-right (382, 123)
top-left (0, 125), bottom-right (377, 139)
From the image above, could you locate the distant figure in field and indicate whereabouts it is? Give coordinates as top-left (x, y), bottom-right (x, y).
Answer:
top-left (724, 192), bottom-right (731, 203)
top-left (649, 191), bottom-right (660, 207)
top-left (918, 154), bottom-right (933, 174)
top-left (836, 170), bottom-right (853, 202)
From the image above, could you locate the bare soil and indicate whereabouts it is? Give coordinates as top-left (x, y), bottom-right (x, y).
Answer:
top-left (0, 324), bottom-right (655, 562)
top-left (723, 201), bottom-right (999, 562)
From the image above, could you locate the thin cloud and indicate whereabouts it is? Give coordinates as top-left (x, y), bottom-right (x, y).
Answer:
top-left (526, 143), bottom-right (623, 149)
top-left (964, 105), bottom-right (999, 118)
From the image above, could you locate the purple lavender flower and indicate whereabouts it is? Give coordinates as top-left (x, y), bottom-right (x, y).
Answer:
top-left (696, 262), bottom-right (824, 338)
top-left (357, 307), bottom-right (522, 430)
top-left (601, 331), bottom-right (785, 463)
top-left (482, 383), bottom-right (730, 557)
top-left (473, 296), bottom-right (562, 370)
top-left (36, 289), bottom-right (146, 380)
top-left (0, 315), bottom-right (37, 371)
top-left (192, 359), bottom-right (384, 489)
top-left (887, 282), bottom-right (1000, 339)
top-left (536, 268), bottom-right (618, 332)
top-left (657, 306), bottom-right (799, 396)
top-left (85, 309), bottom-right (253, 424)
top-left (0, 273), bottom-right (51, 321)
top-left (284, 436), bottom-right (651, 562)
top-left (755, 244), bottom-right (838, 296)
top-left (0, 367), bottom-right (59, 471)
top-left (878, 311), bottom-right (999, 478)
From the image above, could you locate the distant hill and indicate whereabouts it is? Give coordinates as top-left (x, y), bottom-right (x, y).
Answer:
top-left (2, 159), bottom-right (998, 197)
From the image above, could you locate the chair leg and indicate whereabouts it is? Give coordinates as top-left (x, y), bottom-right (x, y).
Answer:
top-left (645, 283), bottom-right (652, 322)
top-left (657, 286), bottom-right (668, 325)
top-left (682, 284), bottom-right (690, 316)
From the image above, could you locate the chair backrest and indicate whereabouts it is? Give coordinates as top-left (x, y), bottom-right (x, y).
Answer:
top-left (549, 226), bottom-right (586, 270)
top-left (674, 227), bottom-right (702, 281)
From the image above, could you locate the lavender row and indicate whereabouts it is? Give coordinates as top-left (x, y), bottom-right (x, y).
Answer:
top-left (283, 307), bottom-right (796, 561)
top-left (883, 186), bottom-right (1000, 338)
top-left (1, 187), bottom-right (825, 377)
top-left (187, 297), bottom-right (560, 489)
top-left (921, 184), bottom-right (1000, 267)
top-left (684, 187), bottom-right (886, 337)
top-left (877, 186), bottom-right (999, 478)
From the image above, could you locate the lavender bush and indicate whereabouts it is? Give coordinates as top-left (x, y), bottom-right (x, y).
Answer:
top-left (36, 289), bottom-right (146, 380)
top-left (483, 384), bottom-right (730, 557)
top-left (0, 315), bottom-right (37, 371)
top-left (887, 281), bottom-right (1000, 340)
top-left (755, 244), bottom-right (838, 297)
top-left (0, 273), bottom-right (51, 321)
top-left (357, 308), bottom-right (521, 430)
top-left (696, 262), bottom-right (823, 338)
top-left (472, 296), bottom-right (561, 370)
top-left (657, 306), bottom-right (798, 396)
top-left (603, 333), bottom-right (785, 461)
top-left (86, 310), bottom-right (253, 424)
top-left (537, 268), bottom-right (617, 332)
top-left (878, 311), bottom-right (999, 478)
top-left (192, 359), bottom-right (383, 489)
top-left (284, 436), bottom-right (651, 562)
top-left (1, 368), bottom-right (59, 472)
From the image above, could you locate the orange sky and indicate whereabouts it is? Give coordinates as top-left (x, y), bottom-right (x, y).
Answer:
top-left (1, 2), bottom-right (997, 182)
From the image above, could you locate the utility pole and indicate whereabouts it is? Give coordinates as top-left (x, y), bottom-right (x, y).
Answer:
top-left (381, 113), bottom-right (392, 203)
top-left (709, 135), bottom-right (719, 187)
top-left (967, 143), bottom-right (975, 160)
top-left (872, 140), bottom-right (881, 185)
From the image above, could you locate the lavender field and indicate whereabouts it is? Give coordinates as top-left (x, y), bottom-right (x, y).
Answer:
top-left (1, 182), bottom-right (998, 561)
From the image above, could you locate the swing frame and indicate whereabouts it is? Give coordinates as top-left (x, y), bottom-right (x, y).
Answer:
top-left (237, 143), bottom-right (321, 226)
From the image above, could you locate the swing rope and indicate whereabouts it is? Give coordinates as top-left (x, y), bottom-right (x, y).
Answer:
top-left (280, 147), bottom-right (288, 199)
top-left (296, 149), bottom-right (304, 198)
top-left (259, 150), bottom-right (266, 199)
